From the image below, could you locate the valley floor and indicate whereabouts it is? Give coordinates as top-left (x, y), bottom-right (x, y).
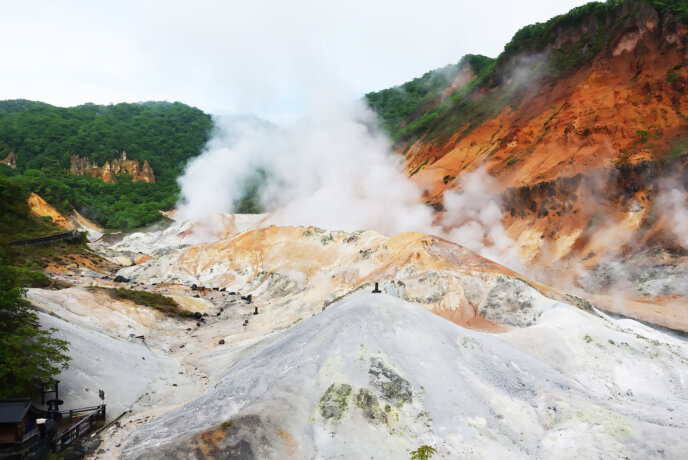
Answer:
top-left (28, 216), bottom-right (688, 459)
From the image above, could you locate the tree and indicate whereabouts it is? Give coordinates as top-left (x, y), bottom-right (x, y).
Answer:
top-left (0, 250), bottom-right (70, 398)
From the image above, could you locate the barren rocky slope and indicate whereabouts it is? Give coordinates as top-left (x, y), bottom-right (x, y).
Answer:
top-left (23, 214), bottom-right (688, 459)
top-left (367, 0), bottom-right (688, 324)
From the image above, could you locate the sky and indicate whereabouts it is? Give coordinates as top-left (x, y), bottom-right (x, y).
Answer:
top-left (0, 0), bottom-right (591, 122)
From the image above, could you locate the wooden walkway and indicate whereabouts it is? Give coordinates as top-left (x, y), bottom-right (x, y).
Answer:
top-left (10, 230), bottom-right (81, 246)
top-left (52, 405), bottom-right (106, 452)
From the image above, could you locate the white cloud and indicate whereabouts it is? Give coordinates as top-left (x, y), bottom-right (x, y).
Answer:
top-left (0, 0), bottom-right (591, 121)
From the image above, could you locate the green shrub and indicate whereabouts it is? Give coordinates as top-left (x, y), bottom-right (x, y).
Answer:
top-left (636, 130), bottom-right (650, 143)
top-left (410, 445), bottom-right (437, 460)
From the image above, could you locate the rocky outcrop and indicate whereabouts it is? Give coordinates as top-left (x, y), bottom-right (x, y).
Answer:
top-left (27, 192), bottom-right (75, 229)
top-left (70, 151), bottom-right (155, 183)
top-left (0, 152), bottom-right (16, 169)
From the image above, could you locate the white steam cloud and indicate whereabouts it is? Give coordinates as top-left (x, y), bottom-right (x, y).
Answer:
top-left (177, 101), bottom-right (438, 236)
top-left (442, 170), bottom-right (523, 271)
top-left (658, 178), bottom-right (688, 248)
top-left (177, 99), bottom-right (522, 270)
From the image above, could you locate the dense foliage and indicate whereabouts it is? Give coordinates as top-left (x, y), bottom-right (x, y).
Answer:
top-left (0, 173), bottom-right (56, 243)
top-left (365, 55), bottom-right (494, 139)
top-left (0, 248), bottom-right (70, 398)
top-left (0, 100), bottom-right (213, 229)
top-left (651, 0), bottom-right (688, 23)
top-left (366, 0), bottom-right (688, 145)
top-left (10, 168), bottom-right (176, 229)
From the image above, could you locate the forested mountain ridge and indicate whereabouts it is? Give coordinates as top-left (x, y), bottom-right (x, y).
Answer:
top-left (0, 100), bottom-right (213, 229)
top-left (367, 0), bottom-right (688, 148)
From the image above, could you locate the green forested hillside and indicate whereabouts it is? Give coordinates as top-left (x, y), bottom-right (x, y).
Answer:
top-left (365, 55), bottom-right (494, 140)
top-left (365, 0), bottom-right (688, 144)
top-left (0, 100), bottom-right (213, 229)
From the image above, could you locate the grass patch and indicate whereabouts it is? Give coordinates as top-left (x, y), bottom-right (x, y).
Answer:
top-left (635, 130), bottom-right (650, 144)
top-left (408, 158), bottom-right (429, 177)
top-left (96, 287), bottom-right (194, 318)
top-left (587, 212), bottom-right (603, 229)
top-left (666, 63), bottom-right (684, 83)
top-left (631, 69), bottom-right (641, 82)
top-left (666, 141), bottom-right (687, 159)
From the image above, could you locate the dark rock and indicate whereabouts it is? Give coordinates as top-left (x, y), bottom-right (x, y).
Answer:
top-left (191, 284), bottom-right (198, 291)
top-left (354, 388), bottom-right (386, 422)
top-left (319, 383), bottom-right (352, 420)
top-left (219, 339), bottom-right (225, 344)
top-left (369, 357), bottom-right (412, 405)
top-left (193, 312), bottom-right (202, 319)
top-left (113, 275), bottom-right (130, 283)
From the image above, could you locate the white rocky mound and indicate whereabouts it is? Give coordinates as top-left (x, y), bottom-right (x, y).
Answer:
top-left (30, 216), bottom-right (688, 459)
top-left (120, 293), bottom-right (688, 459)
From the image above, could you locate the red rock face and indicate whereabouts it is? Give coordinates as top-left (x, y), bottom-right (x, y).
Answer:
top-left (404, 10), bottom-right (688, 266)
top-left (70, 151), bottom-right (155, 183)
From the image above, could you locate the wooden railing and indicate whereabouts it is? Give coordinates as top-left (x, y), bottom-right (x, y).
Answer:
top-left (10, 230), bottom-right (80, 247)
top-left (59, 405), bottom-right (103, 418)
top-left (20, 428), bottom-right (39, 443)
top-left (51, 404), bottom-right (106, 452)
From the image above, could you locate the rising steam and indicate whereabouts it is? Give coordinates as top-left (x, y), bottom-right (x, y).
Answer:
top-left (176, 99), bottom-right (522, 270)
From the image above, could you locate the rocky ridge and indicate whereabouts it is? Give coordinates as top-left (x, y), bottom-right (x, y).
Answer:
top-left (0, 151), bottom-right (16, 168)
top-left (70, 151), bottom-right (155, 183)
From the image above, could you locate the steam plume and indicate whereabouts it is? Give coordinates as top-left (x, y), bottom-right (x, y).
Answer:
top-left (177, 101), bottom-right (438, 236)
top-left (177, 99), bottom-right (522, 270)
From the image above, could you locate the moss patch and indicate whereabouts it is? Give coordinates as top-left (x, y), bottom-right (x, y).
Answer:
top-left (318, 383), bottom-right (353, 420)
